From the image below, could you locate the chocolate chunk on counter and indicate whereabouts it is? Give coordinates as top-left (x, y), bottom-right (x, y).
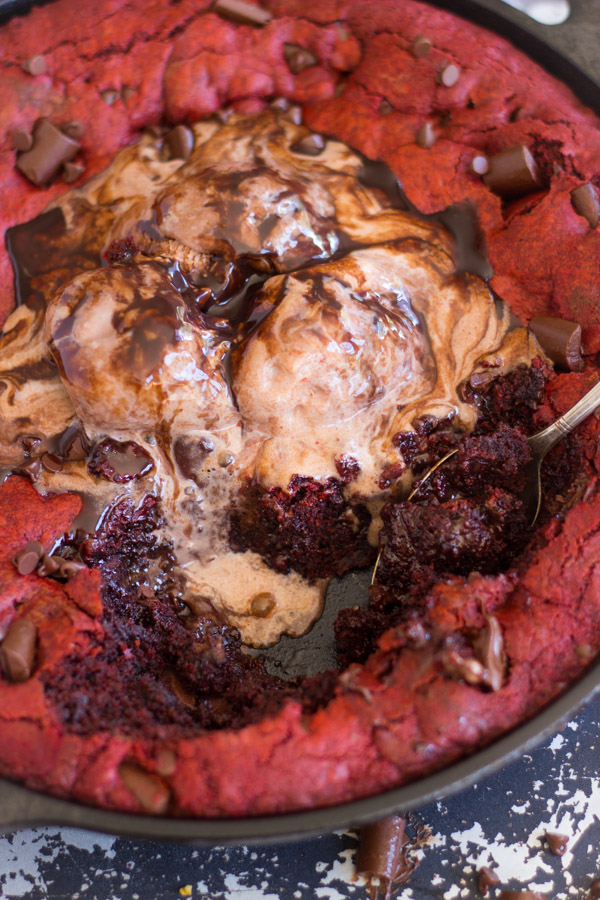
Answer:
top-left (571, 183), bottom-right (600, 229)
top-left (0, 618), bottom-right (37, 682)
top-left (212, 0), bottom-right (272, 26)
top-left (412, 35), bottom-right (432, 57)
top-left (416, 122), bottom-right (436, 149)
top-left (22, 55), bottom-right (46, 76)
top-left (284, 43), bottom-right (318, 74)
top-left (529, 314), bottom-right (584, 372)
top-left (356, 815), bottom-right (413, 889)
top-left (483, 145), bottom-right (544, 199)
top-left (291, 133), bottom-right (326, 156)
top-left (13, 540), bottom-right (43, 575)
top-left (477, 866), bottom-right (500, 896)
top-left (545, 831), bottom-right (569, 856)
top-left (165, 124), bottom-right (194, 161)
top-left (16, 118), bottom-right (81, 186)
top-left (11, 129), bottom-right (33, 151)
top-left (438, 63), bottom-right (460, 87)
top-left (119, 762), bottom-right (171, 814)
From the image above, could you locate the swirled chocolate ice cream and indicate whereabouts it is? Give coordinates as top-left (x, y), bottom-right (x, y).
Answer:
top-left (0, 109), bottom-right (542, 646)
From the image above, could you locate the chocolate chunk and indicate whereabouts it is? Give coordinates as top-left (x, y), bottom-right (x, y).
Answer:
top-left (13, 540), bottom-right (43, 575)
top-left (212, 0), bottom-right (272, 26)
top-left (0, 618), bottom-right (37, 682)
top-left (60, 559), bottom-right (87, 580)
top-left (589, 878), bottom-right (600, 898)
top-left (11, 129), bottom-right (33, 152)
top-left (88, 438), bottom-right (154, 483)
top-left (119, 762), bottom-right (170, 814)
top-left (165, 124), bottom-right (194, 161)
top-left (155, 749), bottom-right (177, 777)
top-left (412, 35), bottom-right (432, 58)
top-left (379, 100), bottom-right (393, 116)
top-left (282, 105), bottom-right (303, 125)
top-left (63, 120), bottom-right (85, 139)
top-left (100, 89), bottom-right (119, 106)
top-left (483, 145), bottom-right (544, 199)
top-left (438, 63), bottom-right (460, 87)
top-left (356, 816), bottom-right (412, 889)
top-left (250, 592), bottom-right (276, 617)
top-left (283, 43), bottom-right (318, 75)
top-left (37, 553), bottom-right (61, 577)
top-left (529, 314), bottom-right (584, 372)
top-left (271, 97), bottom-right (290, 111)
top-left (499, 892), bottom-right (548, 900)
top-left (571, 183), bottom-right (600, 229)
top-left (477, 866), bottom-right (500, 896)
top-left (416, 122), bottom-right (436, 149)
top-left (63, 161), bottom-right (85, 183)
top-left (16, 118), bottom-right (80, 186)
top-left (291, 133), bottom-right (326, 156)
top-left (545, 831), bottom-right (569, 856)
top-left (20, 459), bottom-right (42, 481)
top-left (471, 154), bottom-right (489, 176)
top-left (56, 422), bottom-right (91, 460)
top-left (218, 451), bottom-right (234, 468)
top-left (22, 55), bottom-right (46, 76)
top-left (41, 452), bottom-right (64, 473)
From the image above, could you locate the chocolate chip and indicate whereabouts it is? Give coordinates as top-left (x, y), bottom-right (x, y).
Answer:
top-left (571, 183), bottom-right (600, 229)
top-left (379, 100), bottom-right (393, 116)
top-left (122, 85), bottom-right (137, 104)
top-left (475, 614), bottom-right (505, 692)
top-left (13, 541), bottom-right (43, 575)
top-left (529, 314), bottom-right (584, 372)
top-left (37, 553), bottom-right (61, 577)
top-left (545, 831), bottom-right (569, 856)
top-left (155, 749), bottom-right (177, 777)
top-left (59, 559), bottom-right (87, 580)
top-left (271, 97), bottom-right (290, 111)
top-left (19, 433), bottom-right (43, 456)
top-left (56, 422), bottom-right (91, 460)
top-left (212, 0), bottom-right (272, 26)
top-left (63, 120), bottom-right (85, 139)
top-left (438, 63), bottom-right (460, 87)
top-left (63, 161), bottom-right (85, 183)
top-left (471, 154), bottom-right (489, 176)
top-left (282, 105), bottom-right (303, 126)
top-left (170, 673), bottom-right (196, 709)
top-left (483, 145), bottom-right (544, 200)
top-left (477, 866), bottom-right (500, 896)
top-left (356, 816), bottom-right (412, 886)
top-left (41, 452), bottom-right (64, 473)
top-left (119, 762), bottom-right (170, 814)
top-left (0, 619), bottom-right (37, 682)
top-left (416, 122), bottom-right (436, 149)
top-left (250, 592), bottom-right (276, 617)
top-left (16, 118), bottom-right (81, 186)
top-left (218, 451), bottom-right (234, 468)
top-left (88, 438), bottom-right (154, 483)
top-left (20, 459), bottom-right (42, 481)
top-left (291, 133), bottom-right (326, 156)
top-left (11, 128), bottom-right (33, 151)
top-left (100, 89), bottom-right (119, 106)
top-left (283, 43), bottom-right (318, 75)
top-left (498, 892), bottom-right (548, 900)
top-left (412, 35), bottom-right (432, 58)
top-left (589, 878), bottom-right (600, 898)
top-left (22, 55), bottom-right (46, 76)
top-left (165, 124), bottom-right (194, 161)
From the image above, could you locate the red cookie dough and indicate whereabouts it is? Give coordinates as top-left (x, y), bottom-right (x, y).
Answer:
top-left (1, 0), bottom-right (600, 817)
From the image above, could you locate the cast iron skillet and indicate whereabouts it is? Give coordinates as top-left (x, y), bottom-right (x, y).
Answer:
top-left (0, 0), bottom-right (599, 844)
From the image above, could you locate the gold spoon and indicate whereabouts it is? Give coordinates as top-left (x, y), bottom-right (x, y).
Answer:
top-left (372, 378), bottom-right (600, 584)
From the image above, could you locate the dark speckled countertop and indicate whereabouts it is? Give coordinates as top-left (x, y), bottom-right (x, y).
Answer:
top-left (1, 692), bottom-right (599, 899)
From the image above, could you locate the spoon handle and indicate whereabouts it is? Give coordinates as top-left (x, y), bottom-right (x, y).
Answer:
top-left (528, 378), bottom-right (600, 458)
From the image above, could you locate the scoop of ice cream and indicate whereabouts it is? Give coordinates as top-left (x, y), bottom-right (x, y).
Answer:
top-left (45, 262), bottom-right (237, 437)
top-left (234, 239), bottom-right (509, 495)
